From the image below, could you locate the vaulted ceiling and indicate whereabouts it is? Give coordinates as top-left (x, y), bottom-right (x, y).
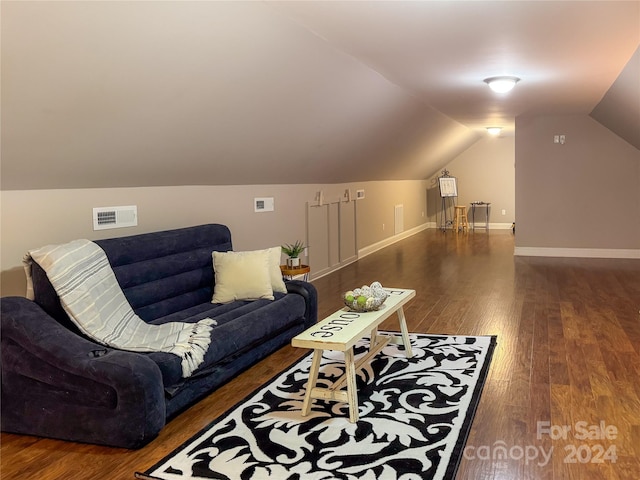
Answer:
top-left (1, 1), bottom-right (638, 190)
top-left (590, 46), bottom-right (640, 150)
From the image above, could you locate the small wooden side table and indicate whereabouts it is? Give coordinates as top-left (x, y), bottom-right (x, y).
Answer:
top-left (280, 264), bottom-right (310, 281)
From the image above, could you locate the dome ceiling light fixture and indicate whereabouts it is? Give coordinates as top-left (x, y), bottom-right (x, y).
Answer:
top-left (486, 127), bottom-right (502, 135)
top-left (484, 76), bottom-right (520, 93)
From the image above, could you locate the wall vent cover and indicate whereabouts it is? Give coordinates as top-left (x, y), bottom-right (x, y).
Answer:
top-left (93, 206), bottom-right (138, 231)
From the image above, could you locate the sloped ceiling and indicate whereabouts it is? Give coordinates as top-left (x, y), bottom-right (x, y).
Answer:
top-left (1, 1), bottom-right (638, 190)
top-left (590, 46), bottom-right (640, 150)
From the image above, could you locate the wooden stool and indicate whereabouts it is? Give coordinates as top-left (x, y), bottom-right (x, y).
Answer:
top-left (453, 205), bottom-right (469, 232)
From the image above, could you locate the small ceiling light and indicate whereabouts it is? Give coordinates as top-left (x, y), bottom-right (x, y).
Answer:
top-left (484, 76), bottom-right (520, 93)
top-left (486, 127), bottom-right (502, 135)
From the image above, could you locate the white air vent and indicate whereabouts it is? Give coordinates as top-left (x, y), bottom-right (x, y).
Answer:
top-left (93, 205), bottom-right (138, 231)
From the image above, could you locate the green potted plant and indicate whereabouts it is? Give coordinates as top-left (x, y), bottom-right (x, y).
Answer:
top-left (282, 240), bottom-right (306, 268)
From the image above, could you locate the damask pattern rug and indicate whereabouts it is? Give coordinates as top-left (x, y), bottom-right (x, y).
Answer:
top-left (137, 333), bottom-right (496, 480)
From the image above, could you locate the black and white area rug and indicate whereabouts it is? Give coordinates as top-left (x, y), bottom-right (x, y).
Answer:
top-left (137, 333), bottom-right (496, 480)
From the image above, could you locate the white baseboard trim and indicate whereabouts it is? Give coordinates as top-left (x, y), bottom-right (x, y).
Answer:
top-left (488, 223), bottom-right (514, 230)
top-left (514, 247), bottom-right (640, 259)
top-left (309, 258), bottom-right (358, 282)
top-left (358, 223), bottom-right (430, 259)
top-left (311, 224), bottom-right (429, 282)
top-left (428, 222), bottom-right (514, 231)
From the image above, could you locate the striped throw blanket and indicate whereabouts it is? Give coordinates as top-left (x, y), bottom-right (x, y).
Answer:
top-left (23, 239), bottom-right (216, 378)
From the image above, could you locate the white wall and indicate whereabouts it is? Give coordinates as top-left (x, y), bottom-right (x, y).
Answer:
top-left (515, 114), bottom-right (640, 256)
top-left (427, 135), bottom-right (515, 229)
top-left (0, 180), bottom-right (429, 296)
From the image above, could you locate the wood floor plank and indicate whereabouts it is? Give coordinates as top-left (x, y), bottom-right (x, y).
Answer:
top-left (2, 229), bottom-right (639, 480)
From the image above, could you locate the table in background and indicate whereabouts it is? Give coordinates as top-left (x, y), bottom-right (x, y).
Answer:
top-left (470, 202), bottom-right (491, 230)
top-left (280, 264), bottom-right (310, 281)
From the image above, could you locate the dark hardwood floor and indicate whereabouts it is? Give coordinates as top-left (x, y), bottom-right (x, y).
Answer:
top-left (2, 229), bottom-right (639, 479)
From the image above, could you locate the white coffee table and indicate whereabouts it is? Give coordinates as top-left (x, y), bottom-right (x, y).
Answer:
top-left (291, 288), bottom-right (415, 422)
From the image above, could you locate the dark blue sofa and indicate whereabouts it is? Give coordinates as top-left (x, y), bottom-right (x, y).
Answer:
top-left (0, 224), bottom-right (317, 449)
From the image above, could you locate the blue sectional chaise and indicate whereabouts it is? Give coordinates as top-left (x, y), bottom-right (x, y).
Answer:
top-left (0, 224), bottom-right (317, 449)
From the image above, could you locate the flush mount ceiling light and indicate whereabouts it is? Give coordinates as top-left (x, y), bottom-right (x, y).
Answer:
top-left (486, 127), bottom-right (502, 135)
top-left (484, 76), bottom-right (520, 93)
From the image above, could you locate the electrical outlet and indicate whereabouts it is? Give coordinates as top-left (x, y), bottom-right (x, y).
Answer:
top-left (502, 209), bottom-right (506, 216)
top-left (382, 223), bottom-right (385, 231)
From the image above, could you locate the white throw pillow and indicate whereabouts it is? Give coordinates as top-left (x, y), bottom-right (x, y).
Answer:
top-left (212, 250), bottom-right (274, 303)
top-left (267, 246), bottom-right (288, 294)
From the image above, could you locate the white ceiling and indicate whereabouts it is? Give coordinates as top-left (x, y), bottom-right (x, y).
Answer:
top-left (1, 1), bottom-right (639, 190)
top-left (272, 1), bottom-right (640, 136)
